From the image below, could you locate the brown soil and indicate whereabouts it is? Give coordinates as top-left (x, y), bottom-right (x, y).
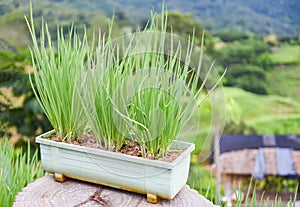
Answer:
top-left (49, 133), bottom-right (182, 162)
top-left (50, 135), bottom-right (62, 142)
top-left (119, 139), bottom-right (142, 157)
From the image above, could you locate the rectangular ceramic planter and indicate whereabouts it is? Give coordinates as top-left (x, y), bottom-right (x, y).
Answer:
top-left (36, 130), bottom-right (195, 202)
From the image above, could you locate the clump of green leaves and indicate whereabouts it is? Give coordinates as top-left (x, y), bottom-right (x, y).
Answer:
top-left (25, 5), bottom-right (89, 142)
top-left (80, 9), bottom-right (221, 157)
top-left (107, 10), bottom-right (225, 158)
top-left (0, 138), bottom-right (44, 206)
top-left (79, 22), bottom-right (126, 151)
top-left (188, 163), bottom-right (217, 203)
top-left (233, 179), bottom-right (298, 207)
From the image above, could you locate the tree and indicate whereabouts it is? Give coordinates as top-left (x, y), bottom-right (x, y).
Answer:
top-left (0, 48), bottom-right (51, 141)
top-left (216, 38), bottom-right (270, 67)
top-left (226, 65), bottom-right (268, 94)
top-left (216, 30), bottom-right (249, 42)
top-left (158, 11), bottom-right (215, 53)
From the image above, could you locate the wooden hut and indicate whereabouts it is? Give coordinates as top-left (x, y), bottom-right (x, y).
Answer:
top-left (212, 135), bottom-right (300, 200)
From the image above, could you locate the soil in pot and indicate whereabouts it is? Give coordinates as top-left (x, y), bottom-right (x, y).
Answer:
top-left (49, 133), bottom-right (182, 162)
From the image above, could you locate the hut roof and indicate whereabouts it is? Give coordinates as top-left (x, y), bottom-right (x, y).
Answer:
top-left (220, 134), bottom-right (300, 154)
top-left (215, 135), bottom-right (300, 176)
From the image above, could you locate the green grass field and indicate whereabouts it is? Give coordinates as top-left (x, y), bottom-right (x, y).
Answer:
top-left (269, 45), bottom-right (300, 65)
top-left (266, 65), bottom-right (300, 101)
top-left (223, 87), bottom-right (300, 134)
top-left (225, 87), bottom-right (300, 117)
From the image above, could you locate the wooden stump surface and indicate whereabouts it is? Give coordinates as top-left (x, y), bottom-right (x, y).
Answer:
top-left (14, 175), bottom-right (217, 207)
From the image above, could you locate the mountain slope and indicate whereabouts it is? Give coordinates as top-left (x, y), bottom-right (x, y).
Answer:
top-left (1, 0), bottom-right (300, 36)
top-left (44, 0), bottom-right (300, 36)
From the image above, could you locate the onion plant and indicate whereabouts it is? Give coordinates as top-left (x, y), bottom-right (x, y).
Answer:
top-left (78, 23), bottom-right (126, 151)
top-left (26, 3), bottom-right (225, 158)
top-left (110, 10), bottom-right (226, 158)
top-left (25, 5), bottom-right (90, 141)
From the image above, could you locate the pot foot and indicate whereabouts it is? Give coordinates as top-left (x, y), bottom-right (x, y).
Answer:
top-left (147, 193), bottom-right (159, 204)
top-left (54, 173), bottom-right (66, 182)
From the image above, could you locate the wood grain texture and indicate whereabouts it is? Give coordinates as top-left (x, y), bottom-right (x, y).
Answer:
top-left (14, 175), bottom-right (217, 207)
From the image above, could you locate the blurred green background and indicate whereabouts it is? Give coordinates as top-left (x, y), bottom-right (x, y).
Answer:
top-left (1, 0), bottom-right (300, 206)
